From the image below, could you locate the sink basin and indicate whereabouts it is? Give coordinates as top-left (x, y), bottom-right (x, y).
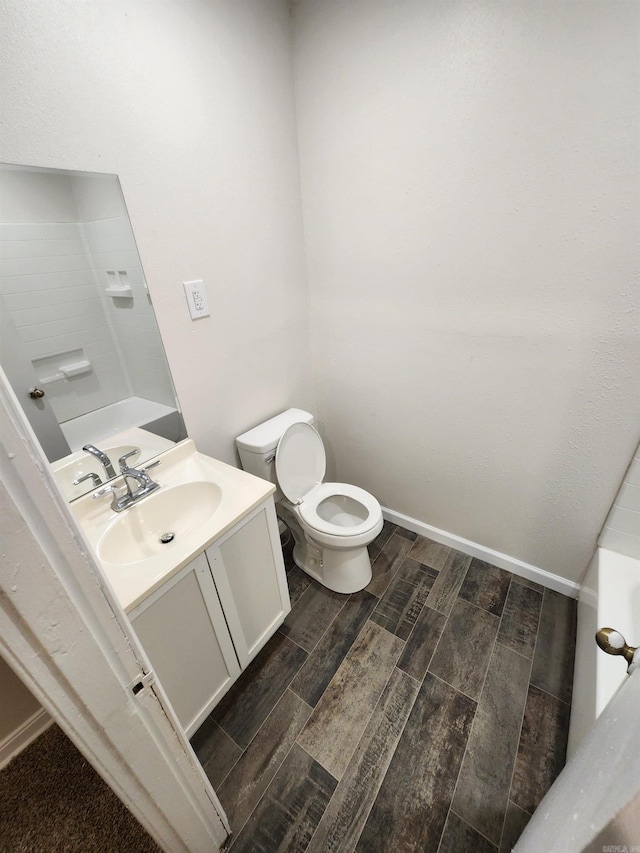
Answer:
top-left (71, 438), bottom-right (278, 611)
top-left (97, 481), bottom-right (222, 565)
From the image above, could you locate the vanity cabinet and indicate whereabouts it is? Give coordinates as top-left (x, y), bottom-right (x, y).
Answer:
top-left (130, 496), bottom-right (289, 736)
top-left (205, 499), bottom-right (291, 668)
top-left (130, 551), bottom-right (241, 736)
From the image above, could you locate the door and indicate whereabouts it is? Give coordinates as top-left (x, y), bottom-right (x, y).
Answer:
top-left (515, 667), bottom-right (640, 851)
top-left (0, 298), bottom-right (70, 461)
top-left (0, 368), bottom-right (228, 852)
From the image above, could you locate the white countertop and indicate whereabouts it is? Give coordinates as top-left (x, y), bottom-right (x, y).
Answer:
top-left (71, 439), bottom-right (275, 612)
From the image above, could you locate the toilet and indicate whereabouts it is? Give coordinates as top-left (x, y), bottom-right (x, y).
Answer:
top-left (236, 409), bottom-right (383, 594)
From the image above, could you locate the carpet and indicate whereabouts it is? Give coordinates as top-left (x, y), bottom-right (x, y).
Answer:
top-left (0, 724), bottom-right (161, 853)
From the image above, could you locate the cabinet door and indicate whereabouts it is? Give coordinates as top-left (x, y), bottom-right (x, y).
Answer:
top-left (131, 553), bottom-right (240, 737)
top-left (206, 499), bottom-right (290, 668)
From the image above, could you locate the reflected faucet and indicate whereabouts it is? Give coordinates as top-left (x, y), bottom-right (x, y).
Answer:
top-left (73, 472), bottom-right (102, 488)
top-left (82, 444), bottom-right (117, 479)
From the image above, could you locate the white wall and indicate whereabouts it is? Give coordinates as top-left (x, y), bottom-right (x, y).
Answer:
top-left (0, 0), bottom-right (313, 465)
top-left (71, 172), bottom-right (129, 221)
top-left (293, 0), bottom-right (640, 583)
top-left (0, 0), bottom-right (637, 584)
top-left (0, 167), bottom-right (78, 221)
top-left (599, 441), bottom-right (640, 559)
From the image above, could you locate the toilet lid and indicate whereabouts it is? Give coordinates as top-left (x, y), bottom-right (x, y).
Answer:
top-left (275, 422), bottom-right (326, 504)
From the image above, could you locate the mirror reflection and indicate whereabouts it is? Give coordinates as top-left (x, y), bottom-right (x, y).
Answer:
top-left (0, 164), bottom-right (186, 500)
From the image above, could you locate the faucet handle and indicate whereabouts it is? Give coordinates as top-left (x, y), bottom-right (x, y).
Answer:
top-left (118, 449), bottom-right (141, 469)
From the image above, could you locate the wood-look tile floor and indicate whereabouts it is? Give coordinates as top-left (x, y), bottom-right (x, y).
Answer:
top-left (191, 522), bottom-right (577, 853)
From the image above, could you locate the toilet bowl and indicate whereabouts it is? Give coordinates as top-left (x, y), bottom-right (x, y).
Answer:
top-left (236, 410), bottom-right (383, 594)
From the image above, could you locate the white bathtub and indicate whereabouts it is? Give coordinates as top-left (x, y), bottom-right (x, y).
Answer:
top-left (59, 396), bottom-right (178, 452)
top-left (567, 547), bottom-right (640, 758)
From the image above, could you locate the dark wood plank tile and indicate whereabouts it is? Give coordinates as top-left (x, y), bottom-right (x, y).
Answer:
top-left (218, 689), bottom-right (312, 835)
top-left (290, 590), bottom-right (377, 707)
top-left (425, 550), bottom-right (472, 616)
top-left (370, 558), bottom-right (437, 640)
top-left (356, 673), bottom-right (476, 852)
top-left (366, 532), bottom-right (413, 597)
top-left (459, 558), bottom-right (512, 616)
top-left (279, 582), bottom-right (346, 652)
top-left (451, 643), bottom-right (530, 844)
top-left (229, 743), bottom-right (337, 853)
top-left (368, 519), bottom-right (397, 561)
top-left (307, 668), bottom-right (419, 853)
top-left (439, 811), bottom-right (497, 853)
top-left (297, 621), bottom-right (404, 780)
top-left (429, 598), bottom-right (499, 701)
top-left (286, 564), bottom-right (313, 607)
top-left (497, 580), bottom-right (542, 659)
top-left (190, 717), bottom-right (242, 789)
top-left (396, 525), bottom-right (417, 541)
top-left (499, 800), bottom-right (531, 852)
top-left (510, 684), bottom-right (571, 815)
top-left (397, 605), bottom-right (447, 682)
top-left (530, 588), bottom-right (577, 704)
top-left (408, 535), bottom-right (451, 570)
top-left (512, 574), bottom-right (544, 593)
top-left (213, 633), bottom-right (307, 749)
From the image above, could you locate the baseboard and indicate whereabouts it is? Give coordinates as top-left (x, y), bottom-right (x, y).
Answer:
top-left (381, 507), bottom-right (580, 599)
top-left (0, 708), bottom-right (52, 770)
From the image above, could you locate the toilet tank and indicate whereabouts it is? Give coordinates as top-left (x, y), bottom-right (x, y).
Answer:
top-left (236, 408), bottom-right (314, 488)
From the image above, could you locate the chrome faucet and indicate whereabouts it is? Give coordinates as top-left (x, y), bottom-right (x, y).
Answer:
top-left (82, 444), bottom-right (116, 479)
top-left (92, 451), bottom-right (161, 512)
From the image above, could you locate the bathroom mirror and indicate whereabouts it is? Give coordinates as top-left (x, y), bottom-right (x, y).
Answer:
top-left (0, 163), bottom-right (187, 501)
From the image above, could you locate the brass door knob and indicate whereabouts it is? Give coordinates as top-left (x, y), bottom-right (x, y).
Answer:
top-left (596, 627), bottom-right (639, 674)
top-left (28, 387), bottom-right (45, 399)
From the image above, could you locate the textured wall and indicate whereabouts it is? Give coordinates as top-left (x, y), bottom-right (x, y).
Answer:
top-left (599, 441), bottom-right (640, 559)
top-left (293, 0), bottom-right (640, 582)
top-left (1, 0), bottom-right (638, 584)
top-left (0, 0), bottom-right (313, 465)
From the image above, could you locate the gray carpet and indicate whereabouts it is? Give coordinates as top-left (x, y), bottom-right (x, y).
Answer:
top-left (0, 724), bottom-right (161, 853)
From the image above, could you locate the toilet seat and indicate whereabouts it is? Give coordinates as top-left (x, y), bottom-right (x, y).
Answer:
top-left (276, 422), bottom-right (381, 538)
top-left (299, 483), bottom-right (381, 538)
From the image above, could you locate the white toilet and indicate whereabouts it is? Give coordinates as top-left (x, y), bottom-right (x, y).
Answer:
top-left (236, 409), bottom-right (383, 594)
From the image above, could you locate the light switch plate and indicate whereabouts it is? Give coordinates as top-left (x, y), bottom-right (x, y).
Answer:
top-left (183, 279), bottom-right (210, 320)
